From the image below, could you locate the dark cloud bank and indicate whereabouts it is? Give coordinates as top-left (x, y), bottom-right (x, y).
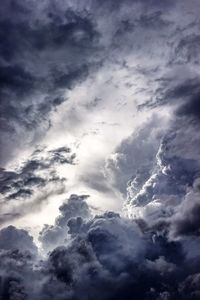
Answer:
top-left (1, 193), bottom-right (200, 300)
top-left (1, 0), bottom-right (200, 299)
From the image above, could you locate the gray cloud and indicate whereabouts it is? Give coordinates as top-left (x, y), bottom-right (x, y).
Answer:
top-left (1, 0), bottom-right (200, 299)
top-left (170, 178), bottom-right (200, 238)
top-left (0, 196), bottom-right (199, 300)
top-left (39, 194), bottom-right (91, 252)
top-left (126, 115), bottom-right (200, 224)
top-left (0, 146), bottom-right (76, 224)
top-left (0, 146), bottom-right (75, 200)
top-left (1, 0), bottom-right (200, 166)
top-left (172, 34), bottom-right (200, 65)
top-left (105, 115), bottom-right (166, 196)
top-left (0, 1), bottom-right (100, 165)
top-left (0, 225), bottom-right (37, 255)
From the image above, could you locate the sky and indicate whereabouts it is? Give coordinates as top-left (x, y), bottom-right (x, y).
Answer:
top-left (0, 0), bottom-right (200, 299)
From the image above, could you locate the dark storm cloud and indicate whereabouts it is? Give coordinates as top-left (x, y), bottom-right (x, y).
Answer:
top-left (0, 226), bottom-right (37, 300)
top-left (0, 1), bottom-right (100, 165)
top-left (1, 0), bottom-right (199, 166)
top-left (124, 20), bottom-right (200, 215)
top-left (160, 77), bottom-right (200, 104)
top-left (179, 273), bottom-right (200, 299)
top-left (1, 0), bottom-right (200, 299)
top-left (169, 178), bottom-right (200, 238)
top-left (177, 93), bottom-right (200, 121)
top-left (126, 115), bottom-right (200, 224)
top-left (124, 60), bottom-right (200, 227)
top-left (0, 196), bottom-right (199, 300)
top-left (38, 198), bottom-right (185, 299)
top-left (172, 202), bottom-right (200, 237)
top-left (0, 251), bottom-right (34, 300)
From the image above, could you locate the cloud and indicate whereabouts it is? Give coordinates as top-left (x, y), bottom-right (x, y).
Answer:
top-left (177, 93), bottom-right (200, 122)
top-left (0, 198), bottom-right (197, 299)
top-left (1, 0), bottom-right (200, 299)
top-left (169, 178), bottom-right (200, 238)
top-left (0, 1), bottom-right (100, 165)
top-left (105, 115), bottom-right (167, 196)
top-left (39, 194), bottom-right (91, 252)
top-left (0, 225), bottom-right (37, 255)
top-left (172, 34), bottom-right (200, 65)
top-left (125, 85), bottom-right (200, 223)
top-left (0, 146), bottom-right (76, 224)
top-left (1, 0), bottom-right (199, 167)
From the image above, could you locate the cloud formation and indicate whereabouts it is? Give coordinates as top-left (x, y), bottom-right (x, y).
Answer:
top-left (0, 0), bottom-right (100, 165)
top-left (0, 194), bottom-right (200, 299)
top-left (0, 146), bottom-right (76, 224)
top-left (0, 0), bottom-right (200, 299)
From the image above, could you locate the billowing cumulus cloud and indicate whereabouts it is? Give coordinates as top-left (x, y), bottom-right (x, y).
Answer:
top-left (39, 194), bottom-right (91, 252)
top-left (1, 0), bottom-right (200, 299)
top-left (0, 196), bottom-right (200, 299)
top-left (0, 225), bottom-right (37, 254)
top-left (125, 112), bottom-right (200, 224)
top-left (105, 115), bottom-right (168, 196)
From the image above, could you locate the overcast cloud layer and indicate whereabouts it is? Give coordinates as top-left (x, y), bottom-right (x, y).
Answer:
top-left (0, 0), bottom-right (200, 299)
